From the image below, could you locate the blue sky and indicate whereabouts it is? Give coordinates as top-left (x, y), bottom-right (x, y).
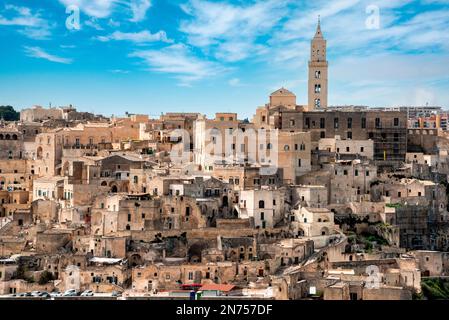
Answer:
top-left (0, 0), bottom-right (448, 119)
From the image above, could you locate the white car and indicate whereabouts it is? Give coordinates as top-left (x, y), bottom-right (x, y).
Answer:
top-left (63, 289), bottom-right (78, 296)
top-left (81, 290), bottom-right (94, 297)
top-left (31, 291), bottom-right (41, 297)
top-left (50, 292), bottom-right (62, 297)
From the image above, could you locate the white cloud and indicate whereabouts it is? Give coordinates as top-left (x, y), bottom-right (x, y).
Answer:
top-left (58, 0), bottom-right (117, 19)
top-left (130, 0), bottom-right (152, 22)
top-left (85, 17), bottom-right (104, 30)
top-left (130, 44), bottom-right (226, 85)
top-left (108, 18), bottom-right (120, 27)
top-left (58, 0), bottom-right (152, 22)
top-left (97, 30), bottom-right (173, 43)
top-left (109, 69), bottom-right (130, 74)
top-left (24, 46), bottom-right (72, 64)
top-left (0, 4), bottom-right (52, 39)
top-left (228, 78), bottom-right (241, 86)
top-left (180, 0), bottom-right (289, 62)
top-left (329, 53), bottom-right (449, 107)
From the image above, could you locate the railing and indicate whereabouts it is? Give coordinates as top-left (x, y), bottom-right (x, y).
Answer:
top-left (63, 144), bottom-right (99, 149)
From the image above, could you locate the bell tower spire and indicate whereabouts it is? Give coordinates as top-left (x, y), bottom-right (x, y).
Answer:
top-left (314, 15), bottom-right (323, 39)
top-left (308, 16), bottom-right (328, 110)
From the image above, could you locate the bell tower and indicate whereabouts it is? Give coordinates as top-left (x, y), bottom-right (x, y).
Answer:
top-left (308, 17), bottom-right (328, 110)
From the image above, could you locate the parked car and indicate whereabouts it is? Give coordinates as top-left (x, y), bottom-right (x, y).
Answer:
top-left (111, 291), bottom-right (121, 297)
top-left (18, 292), bottom-right (32, 297)
top-left (63, 289), bottom-right (79, 296)
top-left (81, 290), bottom-right (94, 297)
top-left (31, 291), bottom-right (41, 297)
top-left (39, 292), bottom-right (51, 298)
top-left (50, 292), bottom-right (62, 297)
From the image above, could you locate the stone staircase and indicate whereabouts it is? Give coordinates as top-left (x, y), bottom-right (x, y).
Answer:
top-left (0, 217), bottom-right (13, 234)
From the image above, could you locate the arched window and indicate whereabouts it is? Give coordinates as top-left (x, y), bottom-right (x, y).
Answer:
top-left (315, 99), bottom-right (321, 108)
top-left (315, 70), bottom-right (321, 79)
top-left (314, 84), bottom-right (321, 93)
top-left (284, 145), bottom-right (290, 151)
top-left (36, 147), bottom-right (43, 160)
top-left (5, 134), bottom-right (10, 140)
top-left (12, 134), bottom-right (18, 140)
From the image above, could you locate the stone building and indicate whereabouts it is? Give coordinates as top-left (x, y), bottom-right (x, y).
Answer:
top-left (237, 189), bottom-right (285, 229)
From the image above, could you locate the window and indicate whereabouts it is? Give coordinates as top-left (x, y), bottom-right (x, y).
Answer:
top-left (290, 119), bottom-right (295, 126)
top-left (361, 118), bottom-right (366, 129)
top-left (295, 144), bottom-right (298, 150)
top-left (343, 170), bottom-right (348, 175)
top-left (375, 118), bottom-right (381, 128)
top-left (315, 99), bottom-right (321, 108)
top-left (347, 118), bottom-right (352, 129)
top-left (261, 116), bottom-right (266, 122)
top-left (346, 147), bottom-right (350, 152)
top-left (347, 132), bottom-right (352, 139)
top-left (267, 143), bottom-right (272, 150)
top-left (298, 159), bottom-right (302, 167)
top-left (315, 70), bottom-right (321, 79)
top-left (188, 272), bottom-right (193, 280)
top-left (128, 214), bottom-right (131, 222)
top-left (320, 118), bottom-right (325, 128)
top-left (134, 176), bottom-right (138, 184)
top-left (259, 200), bottom-right (265, 209)
top-left (360, 147), bottom-right (364, 152)
top-left (314, 84), bottom-right (321, 93)
top-left (394, 118), bottom-right (399, 126)
top-left (305, 118), bottom-right (310, 128)
top-left (355, 170), bottom-right (359, 176)
top-left (334, 118), bottom-right (339, 129)
top-left (394, 133), bottom-right (399, 142)
top-left (320, 131), bottom-right (325, 138)
top-left (366, 171), bottom-right (370, 176)
top-left (260, 212), bottom-right (265, 220)
top-left (284, 145), bottom-right (290, 151)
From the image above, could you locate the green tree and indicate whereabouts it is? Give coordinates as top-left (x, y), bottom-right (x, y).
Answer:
top-left (0, 106), bottom-right (19, 121)
top-left (38, 271), bottom-right (54, 285)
